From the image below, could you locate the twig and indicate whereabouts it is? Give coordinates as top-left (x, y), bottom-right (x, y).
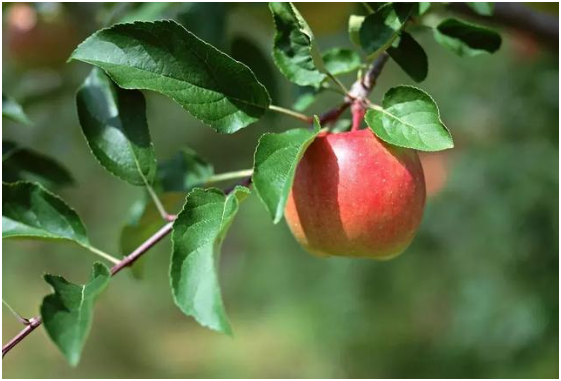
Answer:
top-left (2, 46), bottom-right (393, 360)
top-left (2, 180), bottom-right (241, 358)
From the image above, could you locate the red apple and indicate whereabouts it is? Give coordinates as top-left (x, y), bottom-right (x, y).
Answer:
top-left (285, 129), bottom-right (426, 259)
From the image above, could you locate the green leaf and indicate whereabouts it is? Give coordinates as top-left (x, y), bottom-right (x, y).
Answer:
top-left (120, 193), bottom-right (184, 279)
top-left (119, 2), bottom-right (176, 23)
top-left (156, 148), bottom-right (214, 193)
top-left (230, 36), bottom-right (279, 103)
top-left (388, 32), bottom-right (428, 82)
top-left (70, 20), bottom-right (270, 134)
top-left (3, 141), bottom-right (75, 188)
top-left (41, 262), bottom-right (111, 366)
top-left (359, 3), bottom-right (415, 57)
top-left (177, 3), bottom-right (228, 50)
top-left (466, 2), bottom-right (494, 16)
top-left (365, 86), bottom-right (453, 151)
top-left (253, 116), bottom-right (321, 223)
top-left (2, 181), bottom-right (89, 246)
top-left (170, 186), bottom-right (251, 334)
top-left (76, 68), bottom-right (156, 186)
top-left (2, 94), bottom-right (32, 126)
top-left (348, 15), bottom-right (365, 49)
top-left (292, 87), bottom-right (320, 112)
top-left (418, 2), bottom-right (431, 15)
top-left (322, 48), bottom-right (361, 76)
top-left (433, 18), bottom-right (501, 57)
top-left (269, 2), bottom-right (327, 87)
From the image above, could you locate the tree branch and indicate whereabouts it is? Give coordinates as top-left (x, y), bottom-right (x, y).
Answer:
top-left (449, 3), bottom-right (559, 50)
top-left (2, 50), bottom-right (392, 360)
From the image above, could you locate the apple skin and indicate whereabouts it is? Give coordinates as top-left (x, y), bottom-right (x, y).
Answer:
top-left (285, 129), bottom-right (426, 259)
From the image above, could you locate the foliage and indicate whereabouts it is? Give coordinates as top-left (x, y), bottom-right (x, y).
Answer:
top-left (6, 3), bottom-right (553, 378)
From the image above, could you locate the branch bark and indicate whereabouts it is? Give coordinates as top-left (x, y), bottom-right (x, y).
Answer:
top-left (2, 52), bottom-right (391, 360)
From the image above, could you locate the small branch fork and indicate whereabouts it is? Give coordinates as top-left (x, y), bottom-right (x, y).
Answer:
top-left (2, 52), bottom-right (390, 360)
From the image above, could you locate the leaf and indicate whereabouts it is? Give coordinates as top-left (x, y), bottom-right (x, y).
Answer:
top-left (120, 193), bottom-right (184, 279)
top-left (170, 186), bottom-right (251, 334)
top-left (253, 116), bottom-right (321, 223)
top-left (156, 148), bottom-right (214, 193)
top-left (41, 262), bottom-right (111, 366)
top-left (388, 32), bottom-right (428, 82)
top-left (348, 15), bottom-right (365, 49)
top-left (418, 2), bottom-right (431, 15)
top-left (76, 68), bottom-right (156, 186)
top-left (433, 18), bottom-right (501, 57)
top-left (322, 48), bottom-right (361, 76)
top-left (3, 140), bottom-right (75, 188)
top-left (359, 3), bottom-right (415, 57)
top-left (119, 2), bottom-right (176, 23)
top-left (2, 94), bottom-right (32, 126)
top-left (230, 36), bottom-right (279, 103)
top-left (292, 87), bottom-right (320, 112)
top-left (466, 2), bottom-right (494, 16)
top-left (70, 20), bottom-right (270, 134)
top-left (177, 3), bottom-right (228, 50)
top-left (269, 2), bottom-right (327, 87)
top-left (365, 86), bottom-right (453, 151)
top-left (2, 181), bottom-right (89, 246)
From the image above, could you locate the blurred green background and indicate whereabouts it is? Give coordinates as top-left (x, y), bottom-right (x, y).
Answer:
top-left (2, 2), bottom-right (559, 378)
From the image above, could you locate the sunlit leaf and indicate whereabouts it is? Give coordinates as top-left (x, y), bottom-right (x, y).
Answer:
top-left (253, 116), bottom-right (321, 223)
top-left (71, 20), bottom-right (270, 133)
top-left (269, 2), bottom-right (326, 87)
top-left (365, 86), bottom-right (453, 151)
top-left (322, 48), bottom-right (361, 76)
top-left (170, 186), bottom-right (250, 334)
top-left (2, 181), bottom-right (89, 246)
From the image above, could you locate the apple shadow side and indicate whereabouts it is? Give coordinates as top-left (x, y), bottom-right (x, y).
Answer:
top-left (291, 137), bottom-right (347, 257)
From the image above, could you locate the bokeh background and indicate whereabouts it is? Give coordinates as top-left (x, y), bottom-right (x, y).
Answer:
top-left (2, 2), bottom-right (559, 378)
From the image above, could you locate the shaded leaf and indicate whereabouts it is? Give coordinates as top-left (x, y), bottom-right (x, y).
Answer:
top-left (170, 186), bottom-right (251, 334)
top-left (177, 3), bottom-right (228, 50)
top-left (2, 94), bottom-right (32, 126)
top-left (120, 193), bottom-right (184, 279)
top-left (76, 68), bottom-right (156, 186)
top-left (434, 18), bottom-right (501, 57)
top-left (120, 2), bottom-right (176, 23)
top-left (41, 262), bottom-right (111, 366)
top-left (466, 2), bottom-right (494, 16)
top-left (359, 3), bottom-right (415, 56)
top-left (2, 140), bottom-right (74, 188)
top-left (253, 116), bottom-right (321, 223)
top-left (365, 86), bottom-right (453, 151)
top-left (293, 88), bottom-right (320, 112)
top-left (70, 20), bottom-right (270, 134)
top-left (269, 2), bottom-right (326, 87)
top-left (388, 32), bottom-right (428, 82)
top-left (156, 148), bottom-right (214, 193)
top-left (231, 36), bottom-right (279, 103)
top-left (322, 48), bottom-right (361, 76)
top-left (2, 181), bottom-right (89, 246)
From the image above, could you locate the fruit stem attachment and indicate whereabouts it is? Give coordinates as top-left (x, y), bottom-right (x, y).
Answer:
top-left (269, 105), bottom-right (312, 123)
top-left (205, 169), bottom-right (254, 185)
top-left (351, 102), bottom-right (366, 131)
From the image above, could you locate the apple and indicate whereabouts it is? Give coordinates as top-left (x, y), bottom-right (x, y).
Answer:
top-left (285, 129), bottom-right (426, 259)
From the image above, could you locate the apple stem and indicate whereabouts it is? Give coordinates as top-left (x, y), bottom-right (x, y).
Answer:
top-left (351, 102), bottom-right (366, 131)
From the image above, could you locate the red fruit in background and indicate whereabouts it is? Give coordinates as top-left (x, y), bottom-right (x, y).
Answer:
top-left (285, 129), bottom-right (426, 259)
top-left (6, 3), bottom-right (82, 69)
